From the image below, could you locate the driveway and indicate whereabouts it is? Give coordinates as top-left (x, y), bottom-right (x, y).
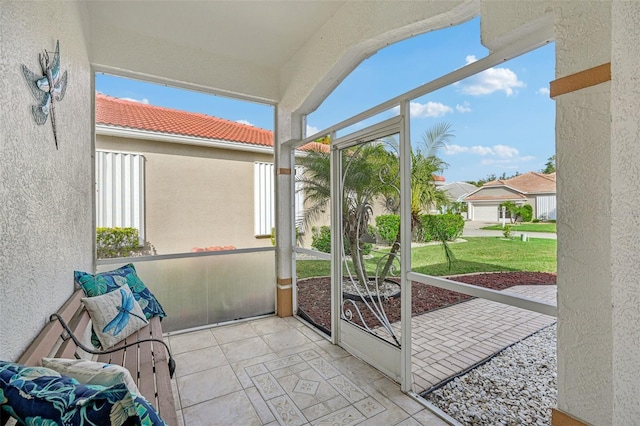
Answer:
top-left (462, 221), bottom-right (557, 240)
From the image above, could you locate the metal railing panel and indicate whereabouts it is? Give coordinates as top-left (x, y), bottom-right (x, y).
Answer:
top-left (97, 249), bottom-right (276, 332)
top-left (407, 271), bottom-right (557, 317)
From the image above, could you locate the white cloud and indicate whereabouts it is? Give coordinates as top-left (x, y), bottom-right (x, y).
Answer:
top-left (444, 143), bottom-right (520, 158)
top-left (122, 97), bottom-right (149, 104)
top-left (458, 55), bottom-right (525, 96)
top-left (391, 101), bottom-right (453, 118)
top-left (493, 144), bottom-right (519, 158)
top-left (456, 101), bottom-right (472, 113)
top-left (306, 124), bottom-right (320, 137)
top-left (235, 119), bottom-right (254, 126)
top-left (443, 144), bottom-right (469, 155)
top-left (444, 144), bottom-right (536, 171)
top-left (481, 156), bottom-right (535, 166)
top-left (470, 145), bottom-right (495, 156)
top-left (537, 87), bottom-right (550, 95)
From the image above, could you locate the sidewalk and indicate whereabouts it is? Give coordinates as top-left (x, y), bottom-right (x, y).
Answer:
top-left (461, 221), bottom-right (557, 240)
top-left (409, 285), bottom-right (557, 393)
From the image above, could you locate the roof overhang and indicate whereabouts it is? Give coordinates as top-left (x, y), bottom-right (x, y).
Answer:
top-left (96, 124), bottom-right (318, 157)
top-left (84, 1), bottom-right (479, 115)
top-left (96, 124), bottom-right (274, 155)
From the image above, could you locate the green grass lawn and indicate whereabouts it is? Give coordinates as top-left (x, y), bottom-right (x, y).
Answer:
top-left (481, 223), bottom-right (556, 233)
top-left (296, 236), bottom-right (557, 279)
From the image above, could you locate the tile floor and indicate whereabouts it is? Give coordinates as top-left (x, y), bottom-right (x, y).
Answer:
top-left (166, 316), bottom-right (449, 426)
top-left (165, 285), bottom-right (557, 426)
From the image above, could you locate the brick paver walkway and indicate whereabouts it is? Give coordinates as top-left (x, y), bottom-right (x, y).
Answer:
top-left (407, 285), bottom-right (557, 393)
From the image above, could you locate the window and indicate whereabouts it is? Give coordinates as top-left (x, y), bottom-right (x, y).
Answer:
top-left (95, 150), bottom-right (145, 241)
top-left (254, 162), bottom-right (304, 237)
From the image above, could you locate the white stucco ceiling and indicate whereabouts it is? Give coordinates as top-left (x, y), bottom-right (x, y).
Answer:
top-left (86, 1), bottom-right (346, 70)
top-left (85, 1), bottom-right (478, 113)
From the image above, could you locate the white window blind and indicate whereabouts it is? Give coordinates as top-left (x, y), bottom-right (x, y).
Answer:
top-left (254, 162), bottom-right (304, 237)
top-left (536, 195), bottom-right (557, 220)
top-left (294, 166), bottom-right (305, 232)
top-left (96, 150), bottom-right (145, 241)
top-left (254, 162), bottom-right (275, 236)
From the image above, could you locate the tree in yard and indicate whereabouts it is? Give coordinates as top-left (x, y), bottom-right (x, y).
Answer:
top-left (500, 201), bottom-right (519, 223)
top-left (297, 123), bottom-right (454, 286)
top-left (297, 142), bottom-right (396, 287)
top-left (467, 173), bottom-right (497, 187)
top-left (380, 123), bottom-right (455, 279)
top-left (541, 155), bottom-right (556, 174)
top-left (499, 201), bottom-right (533, 223)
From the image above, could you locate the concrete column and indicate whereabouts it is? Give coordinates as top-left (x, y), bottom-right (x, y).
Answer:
top-left (611, 3), bottom-right (640, 423)
top-left (274, 107), bottom-right (303, 317)
top-left (553, 2), bottom-right (613, 424)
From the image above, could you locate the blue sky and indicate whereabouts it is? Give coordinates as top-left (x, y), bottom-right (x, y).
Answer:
top-left (96, 17), bottom-right (555, 183)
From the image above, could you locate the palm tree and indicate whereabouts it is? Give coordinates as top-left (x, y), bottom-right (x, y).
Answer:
top-left (297, 142), bottom-right (395, 286)
top-left (379, 123), bottom-right (455, 279)
top-left (297, 123), bottom-right (454, 285)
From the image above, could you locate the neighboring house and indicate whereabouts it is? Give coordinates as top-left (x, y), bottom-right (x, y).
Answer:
top-left (463, 172), bottom-right (556, 222)
top-left (95, 94), bottom-right (322, 254)
top-left (438, 181), bottom-right (478, 219)
top-left (439, 181), bottom-right (477, 202)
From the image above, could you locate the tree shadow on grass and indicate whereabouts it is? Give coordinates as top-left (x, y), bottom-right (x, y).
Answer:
top-left (411, 260), bottom-right (521, 277)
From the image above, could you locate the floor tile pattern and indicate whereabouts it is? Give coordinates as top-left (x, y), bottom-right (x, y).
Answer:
top-left (168, 284), bottom-right (556, 425)
top-left (168, 316), bottom-right (450, 425)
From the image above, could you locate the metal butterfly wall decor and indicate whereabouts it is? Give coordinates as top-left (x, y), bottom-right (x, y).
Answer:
top-left (22, 40), bottom-right (68, 150)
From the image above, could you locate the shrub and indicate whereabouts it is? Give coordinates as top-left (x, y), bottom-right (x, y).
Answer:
top-left (532, 218), bottom-right (540, 223)
top-left (311, 226), bottom-right (332, 253)
top-left (549, 219), bottom-right (556, 223)
top-left (96, 227), bottom-right (155, 259)
top-left (310, 225), bottom-right (373, 255)
top-left (503, 224), bottom-right (513, 239)
top-left (520, 204), bottom-right (533, 222)
top-left (418, 214), bottom-right (464, 242)
top-left (270, 227), bottom-right (302, 246)
top-left (375, 215), bottom-right (400, 245)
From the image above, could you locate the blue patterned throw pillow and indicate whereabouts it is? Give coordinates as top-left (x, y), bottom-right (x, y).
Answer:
top-left (75, 264), bottom-right (166, 349)
top-left (81, 285), bottom-right (149, 349)
top-left (0, 361), bottom-right (167, 426)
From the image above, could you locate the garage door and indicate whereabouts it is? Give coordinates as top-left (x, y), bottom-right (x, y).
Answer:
top-left (472, 204), bottom-right (498, 222)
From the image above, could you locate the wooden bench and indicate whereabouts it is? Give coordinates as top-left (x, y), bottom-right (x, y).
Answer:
top-left (1, 288), bottom-right (178, 425)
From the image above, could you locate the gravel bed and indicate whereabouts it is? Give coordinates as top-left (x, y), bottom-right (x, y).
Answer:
top-left (426, 324), bottom-right (557, 425)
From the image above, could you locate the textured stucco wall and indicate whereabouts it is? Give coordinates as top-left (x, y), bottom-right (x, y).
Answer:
top-left (472, 186), bottom-right (521, 197)
top-left (480, 0), bottom-right (553, 52)
top-left (96, 136), bottom-right (274, 254)
top-left (553, 2), bottom-right (613, 424)
top-left (0, 2), bottom-right (92, 361)
top-left (611, 2), bottom-right (640, 423)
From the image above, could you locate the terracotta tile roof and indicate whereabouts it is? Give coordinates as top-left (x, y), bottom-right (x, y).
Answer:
top-left (96, 94), bottom-right (328, 153)
top-left (96, 93), bottom-right (277, 147)
top-left (484, 172), bottom-right (556, 194)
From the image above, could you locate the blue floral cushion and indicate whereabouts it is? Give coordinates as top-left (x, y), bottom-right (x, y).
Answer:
top-left (74, 264), bottom-right (166, 348)
top-left (0, 361), bottom-right (167, 426)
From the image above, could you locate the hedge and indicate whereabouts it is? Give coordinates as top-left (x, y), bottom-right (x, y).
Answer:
top-left (96, 227), bottom-right (141, 259)
top-left (311, 225), bottom-right (373, 255)
top-left (417, 214), bottom-right (464, 242)
top-left (375, 214), bottom-right (400, 245)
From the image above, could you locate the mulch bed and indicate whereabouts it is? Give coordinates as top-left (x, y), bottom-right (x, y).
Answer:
top-left (297, 272), bottom-right (556, 334)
